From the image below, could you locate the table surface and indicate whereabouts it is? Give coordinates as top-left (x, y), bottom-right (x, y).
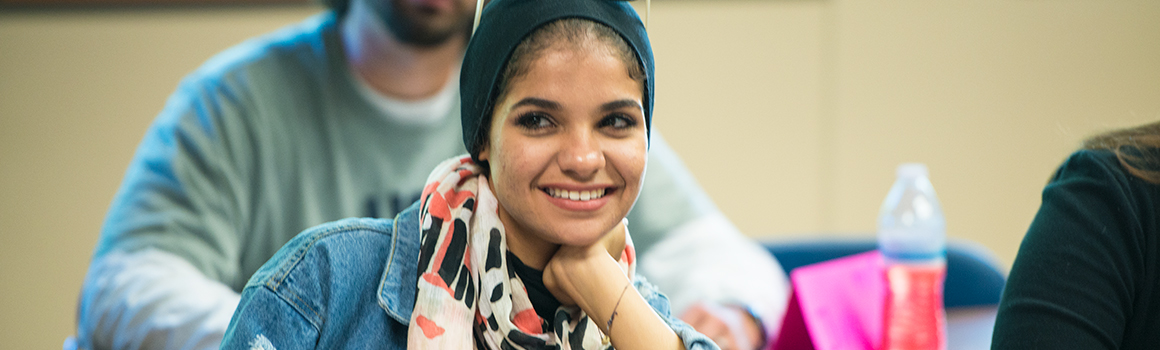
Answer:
top-left (946, 306), bottom-right (998, 350)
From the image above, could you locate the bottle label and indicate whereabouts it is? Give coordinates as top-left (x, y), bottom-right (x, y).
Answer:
top-left (882, 264), bottom-right (947, 350)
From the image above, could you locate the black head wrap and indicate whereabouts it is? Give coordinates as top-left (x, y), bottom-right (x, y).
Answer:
top-left (460, 0), bottom-right (655, 163)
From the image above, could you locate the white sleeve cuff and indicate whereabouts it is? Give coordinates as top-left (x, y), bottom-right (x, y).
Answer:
top-left (77, 249), bottom-right (241, 350)
top-left (637, 212), bottom-right (791, 338)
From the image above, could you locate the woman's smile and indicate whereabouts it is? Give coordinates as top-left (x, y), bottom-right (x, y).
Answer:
top-left (540, 185), bottom-right (617, 211)
top-left (544, 188), bottom-right (607, 201)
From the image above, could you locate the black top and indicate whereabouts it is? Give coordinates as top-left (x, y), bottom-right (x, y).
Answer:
top-left (507, 251), bottom-right (563, 329)
top-left (992, 150), bottom-right (1160, 349)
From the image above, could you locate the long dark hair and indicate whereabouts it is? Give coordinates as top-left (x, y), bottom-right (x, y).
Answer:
top-left (1083, 121), bottom-right (1160, 184)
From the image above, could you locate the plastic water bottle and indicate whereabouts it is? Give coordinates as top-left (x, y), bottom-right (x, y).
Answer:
top-left (877, 163), bottom-right (947, 350)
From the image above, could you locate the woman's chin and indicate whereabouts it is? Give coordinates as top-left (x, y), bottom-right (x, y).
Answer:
top-left (540, 219), bottom-right (620, 247)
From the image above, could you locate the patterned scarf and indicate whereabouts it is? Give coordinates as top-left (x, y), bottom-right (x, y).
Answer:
top-left (407, 155), bottom-right (637, 350)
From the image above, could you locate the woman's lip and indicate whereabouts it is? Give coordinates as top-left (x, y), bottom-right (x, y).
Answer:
top-left (538, 183), bottom-right (616, 191)
top-left (541, 189), bottom-right (612, 212)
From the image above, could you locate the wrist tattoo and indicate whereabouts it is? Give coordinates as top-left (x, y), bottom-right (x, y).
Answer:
top-left (602, 282), bottom-right (632, 345)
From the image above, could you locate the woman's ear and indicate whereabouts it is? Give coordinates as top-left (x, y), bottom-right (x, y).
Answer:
top-left (478, 142), bottom-right (490, 162)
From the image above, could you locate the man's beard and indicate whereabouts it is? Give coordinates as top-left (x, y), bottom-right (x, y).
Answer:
top-left (376, 0), bottom-right (474, 48)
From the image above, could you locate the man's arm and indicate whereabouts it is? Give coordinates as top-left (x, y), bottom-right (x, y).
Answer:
top-left (629, 133), bottom-right (790, 349)
top-left (77, 69), bottom-right (256, 350)
top-left (78, 250), bottom-right (241, 350)
top-left (638, 212), bottom-right (789, 349)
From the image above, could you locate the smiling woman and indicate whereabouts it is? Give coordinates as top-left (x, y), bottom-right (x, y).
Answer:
top-left (217, 0), bottom-right (719, 349)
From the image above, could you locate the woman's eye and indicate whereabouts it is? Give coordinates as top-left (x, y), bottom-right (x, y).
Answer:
top-left (599, 114), bottom-right (637, 130)
top-left (515, 113), bottom-right (553, 130)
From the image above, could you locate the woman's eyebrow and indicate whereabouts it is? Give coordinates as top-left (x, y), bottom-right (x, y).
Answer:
top-left (512, 97), bottom-right (561, 110)
top-left (601, 99), bottom-right (642, 111)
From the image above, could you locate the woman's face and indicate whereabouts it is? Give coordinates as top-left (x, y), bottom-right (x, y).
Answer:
top-left (480, 45), bottom-right (647, 249)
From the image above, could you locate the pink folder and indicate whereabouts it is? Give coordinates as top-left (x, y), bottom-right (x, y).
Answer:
top-left (773, 251), bottom-right (886, 350)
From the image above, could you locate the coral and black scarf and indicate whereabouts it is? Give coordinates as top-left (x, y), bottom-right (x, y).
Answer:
top-left (407, 156), bottom-right (636, 350)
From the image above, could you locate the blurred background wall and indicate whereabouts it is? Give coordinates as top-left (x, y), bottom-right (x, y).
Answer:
top-left (2, 0), bottom-right (1158, 347)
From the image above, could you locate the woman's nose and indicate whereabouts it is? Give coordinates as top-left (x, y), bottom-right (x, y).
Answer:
top-left (557, 133), bottom-right (604, 179)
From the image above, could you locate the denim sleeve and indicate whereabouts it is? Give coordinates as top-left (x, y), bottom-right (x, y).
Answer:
top-left (221, 284), bottom-right (319, 350)
top-left (634, 277), bottom-right (721, 350)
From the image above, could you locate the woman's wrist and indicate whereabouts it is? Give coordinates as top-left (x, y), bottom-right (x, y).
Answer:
top-left (566, 253), bottom-right (630, 316)
top-left (547, 244), bottom-right (682, 350)
top-left (595, 274), bottom-right (683, 350)
top-left (544, 243), bottom-right (624, 307)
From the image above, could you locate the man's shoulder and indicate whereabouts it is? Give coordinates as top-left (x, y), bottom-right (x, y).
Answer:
top-left (182, 13), bottom-right (339, 93)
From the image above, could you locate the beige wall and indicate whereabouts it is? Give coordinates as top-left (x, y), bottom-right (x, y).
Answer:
top-left (2, 1), bottom-right (1158, 348)
top-left (650, 0), bottom-right (1160, 258)
top-left (0, 5), bottom-right (325, 347)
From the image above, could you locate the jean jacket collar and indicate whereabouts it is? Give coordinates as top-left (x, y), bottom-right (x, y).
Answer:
top-left (377, 201), bottom-right (422, 324)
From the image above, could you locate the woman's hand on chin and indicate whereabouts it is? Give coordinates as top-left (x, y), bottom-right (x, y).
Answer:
top-left (542, 220), bottom-right (685, 350)
top-left (542, 220), bottom-right (628, 307)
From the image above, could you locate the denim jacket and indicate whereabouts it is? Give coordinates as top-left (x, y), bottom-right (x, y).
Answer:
top-left (221, 201), bottom-right (718, 350)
